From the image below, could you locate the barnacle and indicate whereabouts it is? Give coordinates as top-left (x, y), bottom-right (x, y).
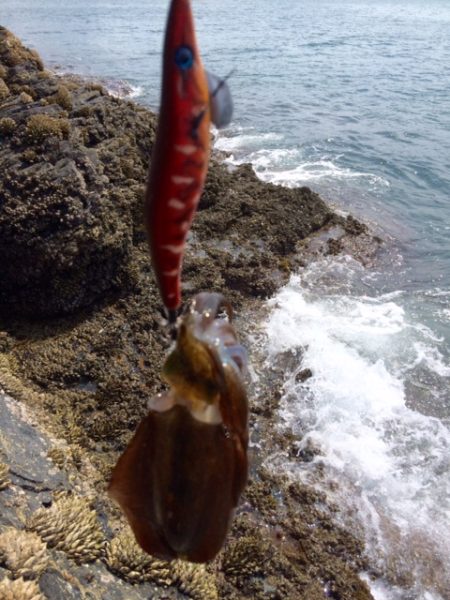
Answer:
top-left (25, 114), bottom-right (70, 142)
top-left (61, 416), bottom-right (86, 446)
top-left (0, 77), bottom-right (9, 100)
top-left (105, 529), bottom-right (171, 585)
top-left (19, 92), bottom-right (33, 104)
top-left (89, 415), bottom-right (123, 440)
top-left (0, 355), bottom-right (89, 449)
top-left (51, 85), bottom-right (73, 111)
top-left (222, 535), bottom-right (272, 579)
top-left (172, 560), bottom-right (218, 600)
top-left (245, 480), bottom-right (278, 516)
top-left (0, 29), bottom-right (43, 70)
top-left (47, 445), bottom-right (83, 472)
top-left (27, 493), bottom-right (105, 563)
top-left (0, 528), bottom-right (48, 579)
top-left (0, 577), bottom-right (44, 600)
top-left (69, 444), bottom-right (84, 469)
top-left (46, 448), bottom-right (66, 470)
top-left (0, 117), bottom-right (16, 136)
top-left (0, 461), bottom-right (10, 490)
top-left (105, 530), bottom-right (219, 598)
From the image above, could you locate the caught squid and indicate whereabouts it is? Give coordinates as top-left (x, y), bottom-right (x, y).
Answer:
top-left (145, 0), bottom-right (233, 322)
top-left (108, 293), bottom-right (248, 563)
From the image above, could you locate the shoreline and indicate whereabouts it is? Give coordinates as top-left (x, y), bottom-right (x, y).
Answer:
top-left (0, 26), bottom-right (381, 599)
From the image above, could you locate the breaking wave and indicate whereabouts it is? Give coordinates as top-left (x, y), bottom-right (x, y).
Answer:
top-left (263, 258), bottom-right (450, 600)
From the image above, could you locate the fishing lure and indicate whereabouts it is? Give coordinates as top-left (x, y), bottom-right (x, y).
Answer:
top-left (145, 0), bottom-right (233, 322)
top-left (108, 293), bottom-right (248, 562)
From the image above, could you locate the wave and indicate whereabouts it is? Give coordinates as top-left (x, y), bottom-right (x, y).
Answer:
top-left (50, 64), bottom-right (144, 100)
top-left (263, 257), bottom-right (450, 600)
top-left (214, 129), bottom-right (284, 153)
top-left (215, 129), bottom-right (390, 190)
top-left (103, 79), bottom-right (144, 100)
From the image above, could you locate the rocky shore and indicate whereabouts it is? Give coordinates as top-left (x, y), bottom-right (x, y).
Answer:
top-left (0, 27), bottom-right (381, 599)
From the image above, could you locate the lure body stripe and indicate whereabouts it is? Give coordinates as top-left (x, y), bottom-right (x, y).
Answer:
top-left (145, 0), bottom-right (210, 313)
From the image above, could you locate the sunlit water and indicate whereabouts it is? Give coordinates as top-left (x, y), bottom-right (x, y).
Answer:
top-left (1, 1), bottom-right (449, 597)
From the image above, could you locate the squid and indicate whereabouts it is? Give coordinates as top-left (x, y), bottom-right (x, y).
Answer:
top-left (145, 0), bottom-right (233, 322)
top-left (108, 293), bottom-right (248, 562)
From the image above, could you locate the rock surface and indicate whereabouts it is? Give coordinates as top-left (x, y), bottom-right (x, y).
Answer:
top-left (0, 26), bottom-right (155, 317)
top-left (0, 28), bottom-right (381, 599)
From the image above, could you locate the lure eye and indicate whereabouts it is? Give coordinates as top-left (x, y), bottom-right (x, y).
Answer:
top-left (175, 45), bottom-right (194, 70)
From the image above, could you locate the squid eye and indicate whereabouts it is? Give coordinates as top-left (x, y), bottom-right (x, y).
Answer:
top-left (175, 45), bottom-right (194, 70)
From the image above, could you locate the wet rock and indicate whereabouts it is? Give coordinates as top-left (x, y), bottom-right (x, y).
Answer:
top-left (0, 393), bottom-right (67, 495)
top-left (295, 368), bottom-right (313, 383)
top-left (199, 162), bottom-right (333, 256)
top-left (344, 214), bottom-right (368, 236)
top-left (327, 237), bottom-right (344, 255)
top-left (39, 569), bottom-right (83, 600)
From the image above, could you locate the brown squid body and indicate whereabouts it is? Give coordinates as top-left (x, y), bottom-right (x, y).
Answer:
top-left (108, 293), bottom-right (248, 562)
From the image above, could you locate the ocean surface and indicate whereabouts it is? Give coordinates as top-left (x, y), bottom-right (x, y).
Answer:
top-left (1, 1), bottom-right (449, 598)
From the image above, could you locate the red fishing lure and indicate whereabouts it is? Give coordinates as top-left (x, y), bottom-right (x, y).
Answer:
top-left (145, 0), bottom-right (232, 321)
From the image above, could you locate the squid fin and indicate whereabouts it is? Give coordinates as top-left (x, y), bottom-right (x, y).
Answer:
top-left (207, 71), bottom-right (233, 128)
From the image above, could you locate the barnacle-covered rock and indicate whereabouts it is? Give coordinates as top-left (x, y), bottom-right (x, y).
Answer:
top-left (0, 27), bottom-right (43, 70)
top-left (244, 480), bottom-right (278, 516)
top-left (105, 530), bottom-right (218, 598)
top-left (0, 576), bottom-right (44, 600)
top-left (0, 461), bottom-right (10, 490)
top-left (0, 77), bottom-right (9, 100)
top-left (25, 114), bottom-right (70, 142)
top-left (50, 84), bottom-right (73, 111)
top-left (46, 448), bottom-right (66, 470)
top-left (0, 528), bottom-right (48, 580)
top-left (222, 534), bottom-right (272, 579)
top-left (47, 445), bottom-right (84, 472)
top-left (27, 493), bottom-right (105, 563)
top-left (172, 560), bottom-right (218, 600)
top-left (105, 529), bottom-right (171, 585)
top-left (0, 28), bottom-right (155, 319)
top-left (0, 116), bottom-right (16, 135)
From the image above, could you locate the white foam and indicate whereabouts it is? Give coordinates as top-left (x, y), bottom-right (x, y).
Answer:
top-left (256, 158), bottom-right (389, 187)
top-left (105, 80), bottom-right (143, 99)
top-left (49, 63), bottom-right (144, 100)
top-left (411, 342), bottom-right (450, 376)
top-left (263, 259), bottom-right (450, 599)
top-left (214, 129), bottom-right (283, 153)
top-left (215, 129), bottom-right (389, 189)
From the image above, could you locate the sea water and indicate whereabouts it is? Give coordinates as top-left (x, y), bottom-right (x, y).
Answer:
top-left (1, 1), bottom-right (449, 598)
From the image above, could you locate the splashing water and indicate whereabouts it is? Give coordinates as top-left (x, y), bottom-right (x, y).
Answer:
top-left (264, 258), bottom-right (450, 600)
